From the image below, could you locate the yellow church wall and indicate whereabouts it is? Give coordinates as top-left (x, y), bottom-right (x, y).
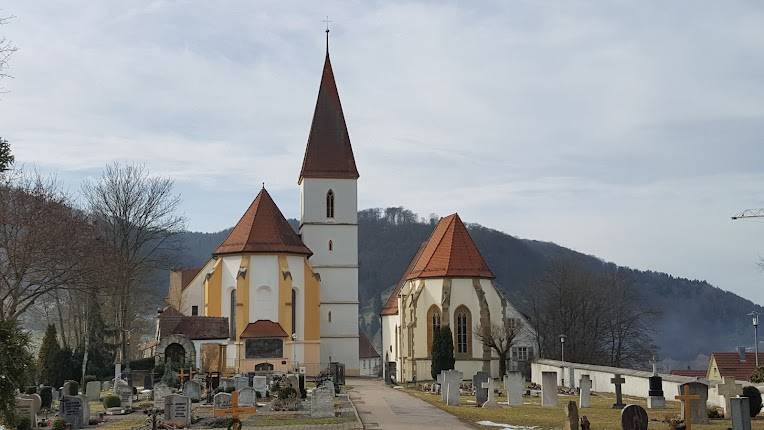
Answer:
top-left (235, 255), bottom-right (250, 340)
top-left (278, 255), bottom-right (293, 336)
top-left (303, 260), bottom-right (321, 341)
top-left (204, 258), bottom-right (223, 317)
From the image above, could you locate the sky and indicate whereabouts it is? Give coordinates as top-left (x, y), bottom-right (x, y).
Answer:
top-left (2, 1), bottom-right (764, 304)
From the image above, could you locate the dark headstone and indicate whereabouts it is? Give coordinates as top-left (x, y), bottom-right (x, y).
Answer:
top-left (649, 376), bottom-right (664, 397)
top-left (60, 395), bottom-right (84, 429)
top-left (580, 416), bottom-right (591, 430)
top-left (564, 400), bottom-right (579, 430)
top-left (329, 362), bottom-right (346, 386)
top-left (144, 373), bottom-right (154, 390)
top-left (39, 386), bottom-right (53, 410)
top-left (298, 374), bottom-right (306, 399)
top-left (621, 404), bottom-right (648, 430)
top-left (473, 371), bottom-right (489, 406)
top-left (611, 374), bottom-right (626, 409)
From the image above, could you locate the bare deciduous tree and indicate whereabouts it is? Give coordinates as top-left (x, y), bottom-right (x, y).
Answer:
top-left (83, 163), bottom-right (184, 364)
top-left (475, 319), bottom-right (526, 377)
top-left (0, 13), bottom-right (18, 90)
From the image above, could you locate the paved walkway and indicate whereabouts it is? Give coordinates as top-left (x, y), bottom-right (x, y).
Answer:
top-left (347, 378), bottom-right (472, 430)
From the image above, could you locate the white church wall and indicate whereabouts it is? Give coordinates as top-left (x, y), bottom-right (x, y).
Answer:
top-left (312, 267), bottom-right (358, 303)
top-left (413, 278), bottom-right (443, 358)
top-left (300, 178), bottom-right (357, 224)
top-left (248, 255), bottom-right (279, 322)
top-left (381, 314), bottom-right (398, 380)
top-left (299, 224), bottom-right (357, 266)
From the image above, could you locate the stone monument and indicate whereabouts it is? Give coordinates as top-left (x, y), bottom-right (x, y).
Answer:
top-left (541, 371), bottom-right (558, 407)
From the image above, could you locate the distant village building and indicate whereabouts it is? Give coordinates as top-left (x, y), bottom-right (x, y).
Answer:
top-left (706, 349), bottom-right (764, 382)
top-left (380, 214), bottom-right (536, 382)
top-left (359, 333), bottom-right (381, 377)
top-left (156, 47), bottom-right (361, 376)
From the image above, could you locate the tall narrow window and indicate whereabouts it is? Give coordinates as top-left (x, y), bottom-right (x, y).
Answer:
top-left (328, 240), bottom-right (333, 252)
top-left (454, 306), bottom-right (471, 355)
top-left (426, 305), bottom-right (441, 356)
top-left (230, 289), bottom-right (237, 339)
top-left (328, 311), bottom-right (332, 323)
top-left (291, 288), bottom-right (297, 335)
top-left (326, 190), bottom-right (335, 218)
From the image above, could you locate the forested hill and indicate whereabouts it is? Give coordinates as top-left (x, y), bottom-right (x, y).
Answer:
top-left (173, 207), bottom-right (763, 363)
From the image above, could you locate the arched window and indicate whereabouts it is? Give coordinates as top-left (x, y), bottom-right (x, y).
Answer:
top-left (426, 305), bottom-right (441, 357)
top-left (230, 289), bottom-right (237, 339)
top-left (454, 305), bottom-right (472, 356)
top-left (291, 288), bottom-right (297, 335)
top-left (328, 240), bottom-right (333, 252)
top-left (326, 190), bottom-right (335, 218)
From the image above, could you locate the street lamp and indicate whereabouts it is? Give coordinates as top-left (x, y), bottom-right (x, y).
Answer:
top-left (559, 334), bottom-right (567, 386)
top-left (292, 333), bottom-right (298, 372)
top-left (749, 312), bottom-right (760, 368)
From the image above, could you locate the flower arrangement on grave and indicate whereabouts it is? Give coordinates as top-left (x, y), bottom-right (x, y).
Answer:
top-left (269, 375), bottom-right (299, 411)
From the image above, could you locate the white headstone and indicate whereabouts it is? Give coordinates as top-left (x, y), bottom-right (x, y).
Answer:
top-left (481, 378), bottom-right (499, 408)
top-left (85, 381), bottom-right (101, 401)
top-left (253, 376), bottom-right (267, 398)
top-left (579, 375), bottom-right (592, 408)
top-left (117, 385), bottom-right (133, 409)
top-left (213, 392), bottom-right (232, 412)
top-left (310, 386), bottom-right (334, 418)
top-left (504, 371), bottom-right (524, 406)
top-left (238, 387), bottom-right (256, 407)
top-left (153, 383), bottom-right (171, 410)
top-left (717, 377), bottom-right (743, 417)
top-left (183, 380), bottom-right (201, 402)
top-left (15, 397), bottom-right (37, 428)
top-left (164, 394), bottom-right (192, 427)
top-left (443, 370), bottom-right (462, 406)
top-left (541, 371), bottom-right (558, 407)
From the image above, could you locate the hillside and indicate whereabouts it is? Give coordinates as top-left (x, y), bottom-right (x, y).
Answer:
top-left (171, 207), bottom-right (763, 364)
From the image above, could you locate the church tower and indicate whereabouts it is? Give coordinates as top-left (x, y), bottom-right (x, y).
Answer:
top-left (298, 48), bottom-right (360, 375)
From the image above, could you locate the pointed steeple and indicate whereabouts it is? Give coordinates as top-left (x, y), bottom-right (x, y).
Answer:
top-left (298, 52), bottom-right (359, 183)
top-left (404, 213), bottom-right (494, 280)
top-left (214, 188), bottom-right (312, 256)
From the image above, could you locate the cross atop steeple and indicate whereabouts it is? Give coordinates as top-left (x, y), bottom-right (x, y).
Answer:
top-left (322, 16), bottom-right (332, 52)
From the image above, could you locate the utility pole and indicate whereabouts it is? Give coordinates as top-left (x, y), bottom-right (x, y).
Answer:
top-left (750, 312), bottom-right (760, 368)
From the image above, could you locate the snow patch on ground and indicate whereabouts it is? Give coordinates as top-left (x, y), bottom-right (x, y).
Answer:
top-left (476, 421), bottom-right (540, 430)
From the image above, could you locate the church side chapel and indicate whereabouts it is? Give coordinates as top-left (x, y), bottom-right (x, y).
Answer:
top-left (381, 213), bottom-right (536, 383)
top-left (156, 44), bottom-right (361, 377)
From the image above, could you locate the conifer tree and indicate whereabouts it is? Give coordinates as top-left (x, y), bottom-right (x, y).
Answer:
top-left (37, 324), bottom-right (61, 386)
top-left (0, 320), bottom-right (32, 426)
top-left (0, 137), bottom-right (12, 172)
top-left (431, 326), bottom-right (456, 379)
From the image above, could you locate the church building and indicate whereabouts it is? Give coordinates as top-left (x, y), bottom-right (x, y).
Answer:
top-left (381, 214), bottom-right (536, 382)
top-left (159, 46), bottom-right (361, 377)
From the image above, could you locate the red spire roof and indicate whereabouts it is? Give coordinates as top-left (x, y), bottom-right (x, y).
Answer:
top-left (405, 213), bottom-right (494, 280)
top-left (214, 188), bottom-right (312, 256)
top-left (298, 53), bottom-right (359, 183)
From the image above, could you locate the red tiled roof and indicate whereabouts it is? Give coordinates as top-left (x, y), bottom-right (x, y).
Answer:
top-left (159, 310), bottom-right (229, 340)
top-left (359, 332), bottom-right (379, 359)
top-left (405, 213), bottom-right (494, 280)
top-left (214, 188), bottom-right (312, 256)
top-left (180, 267), bottom-right (202, 290)
top-left (240, 320), bottom-right (288, 339)
top-left (712, 352), bottom-right (764, 381)
top-left (380, 241), bottom-right (427, 316)
top-left (670, 370), bottom-right (707, 378)
top-left (298, 53), bottom-right (359, 182)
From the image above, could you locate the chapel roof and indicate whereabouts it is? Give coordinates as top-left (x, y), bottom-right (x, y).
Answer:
top-left (711, 352), bottom-right (764, 381)
top-left (359, 332), bottom-right (380, 359)
top-left (214, 187), bottom-right (312, 256)
top-left (298, 52), bottom-right (359, 182)
top-left (240, 320), bottom-right (289, 339)
top-left (158, 309), bottom-right (229, 340)
top-left (180, 267), bottom-right (202, 291)
top-left (405, 213), bottom-right (494, 280)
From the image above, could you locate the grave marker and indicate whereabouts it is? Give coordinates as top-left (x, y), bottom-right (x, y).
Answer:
top-left (621, 404), bottom-right (648, 430)
top-left (731, 396), bottom-right (752, 430)
top-left (117, 384), bottom-right (133, 410)
top-left (60, 395), bottom-right (84, 429)
top-left (473, 371), bottom-right (489, 406)
top-left (253, 376), bottom-right (267, 398)
top-left (716, 377), bottom-right (743, 417)
top-left (310, 386), bottom-right (334, 418)
top-left (234, 375), bottom-right (249, 391)
top-left (481, 378), bottom-right (498, 408)
top-left (85, 381), bottom-right (101, 401)
top-left (678, 382), bottom-right (709, 425)
top-left (214, 392), bottom-right (232, 411)
top-left (238, 387), bottom-right (256, 407)
top-left (647, 374), bottom-right (665, 409)
top-left (504, 371), bottom-right (524, 406)
top-left (611, 374), bottom-right (626, 409)
top-left (164, 394), bottom-right (192, 427)
top-left (443, 370), bottom-right (462, 406)
top-left (579, 375), bottom-right (592, 408)
top-left (15, 396), bottom-right (37, 429)
top-left (541, 371), bottom-right (558, 407)
top-left (153, 383), bottom-right (171, 410)
top-left (183, 380), bottom-right (202, 402)
top-left (675, 384), bottom-right (701, 430)
top-left (214, 391), bottom-right (256, 420)
top-left (564, 400), bottom-right (579, 430)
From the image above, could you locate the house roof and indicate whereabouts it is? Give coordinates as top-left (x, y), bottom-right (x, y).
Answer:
top-left (298, 52), bottom-right (359, 182)
top-left (405, 213), bottom-right (494, 280)
top-left (670, 370), bottom-right (707, 378)
top-left (359, 332), bottom-right (380, 359)
top-left (159, 309), bottom-right (229, 340)
top-left (180, 267), bottom-right (202, 290)
top-left (711, 352), bottom-right (764, 381)
top-left (240, 320), bottom-right (289, 339)
top-left (214, 188), bottom-right (312, 256)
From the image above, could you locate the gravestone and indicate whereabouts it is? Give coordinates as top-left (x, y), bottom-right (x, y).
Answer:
top-left (153, 383), bottom-right (171, 410)
top-left (647, 374), bottom-right (665, 409)
top-left (63, 380), bottom-right (79, 396)
top-left (324, 380), bottom-right (335, 397)
top-left (310, 386), bottom-right (334, 418)
top-left (214, 392), bottom-right (232, 411)
top-left (443, 370), bottom-right (462, 406)
top-left (112, 377), bottom-right (128, 394)
top-left (85, 381), bottom-right (101, 401)
top-left (15, 396), bottom-right (37, 428)
top-left (716, 377), bottom-right (743, 417)
top-left (253, 376), bottom-right (267, 398)
top-left (220, 378), bottom-right (234, 390)
top-left (481, 378), bottom-right (499, 408)
top-left (286, 374), bottom-right (299, 394)
top-left (298, 373), bottom-right (307, 399)
top-left (541, 371), bottom-right (558, 407)
top-left (564, 400), bottom-right (579, 430)
top-left (579, 375), bottom-right (592, 408)
top-left (329, 362), bottom-right (346, 386)
top-left (437, 372), bottom-right (447, 402)
top-left (60, 395), bottom-right (84, 429)
top-left (678, 382), bottom-right (709, 424)
top-left (183, 380), bottom-right (202, 402)
top-left (117, 384), bottom-right (133, 410)
top-left (504, 371), bottom-right (524, 406)
top-left (164, 394), bottom-right (192, 427)
top-left (731, 396), bottom-right (752, 430)
top-left (78, 395), bottom-right (90, 425)
top-left (238, 387), bottom-right (256, 407)
top-left (23, 394), bottom-right (41, 416)
top-left (234, 376), bottom-right (249, 391)
top-left (621, 404), bottom-right (649, 430)
top-left (143, 374), bottom-right (154, 390)
top-left (39, 386), bottom-right (53, 410)
top-left (611, 374), bottom-right (626, 409)
top-left (472, 371), bottom-right (489, 406)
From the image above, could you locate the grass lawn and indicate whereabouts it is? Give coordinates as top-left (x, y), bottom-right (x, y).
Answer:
top-left (404, 388), bottom-right (764, 430)
top-left (243, 416), bottom-right (355, 427)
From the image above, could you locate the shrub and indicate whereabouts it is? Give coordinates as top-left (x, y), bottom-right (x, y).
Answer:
top-left (751, 367), bottom-right (764, 384)
top-left (103, 395), bottom-right (121, 408)
top-left (15, 416), bottom-right (31, 430)
top-left (743, 386), bottom-right (762, 417)
top-left (431, 326), bottom-right (455, 380)
top-left (52, 419), bottom-right (66, 430)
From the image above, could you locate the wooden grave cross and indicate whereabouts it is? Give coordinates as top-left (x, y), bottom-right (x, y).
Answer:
top-left (716, 377), bottom-right (742, 415)
top-left (178, 368), bottom-right (194, 384)
top-left (674, 384), bottom-right (700, 430)
top-left (214, 391), bottom-right (257, 420)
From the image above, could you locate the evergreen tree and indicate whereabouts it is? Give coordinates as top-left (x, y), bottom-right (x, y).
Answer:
top-left (0, 320), bottom-right (33, 426)
top-left (85, 299), bottom-right (117, 379)
top-left (38, 325), bottom-right (61, 386)
top-left (0, 137), bottom-right (12, 172)
top-left (431, 326), bottom-right (455, 380)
